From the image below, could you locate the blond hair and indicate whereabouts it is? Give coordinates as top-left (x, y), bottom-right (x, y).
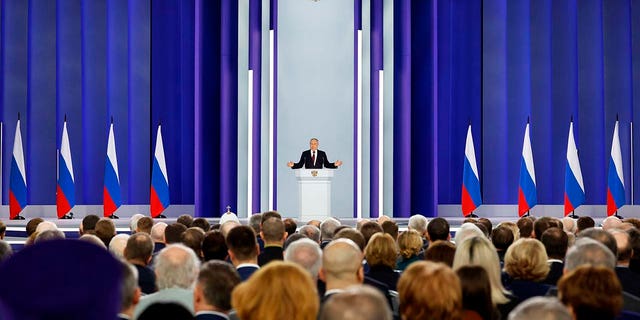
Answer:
top-left (365, 233), bottom-right (398, 268)
top-left (504, 238), bottom-right (549, 281)
top-left (397, 230), bottom-right (423, 259)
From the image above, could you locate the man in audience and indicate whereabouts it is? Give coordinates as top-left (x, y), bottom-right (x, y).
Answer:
top-left (561, 217), bottom-right (577, 235)
top-left (202, 231), bottom-right (228, 261)
top-left (334, 228), bottom-right (366, 252)
top-left (165, 223), bottom-right (188, 244)
top-left (381, 220), bottom-right (399, 240)
top-left (578, 228), bottom-right (617, 256)
top-left (320, 218), bottom-right (341, 248)
top-left (491, 226), bottom-right (514, 263)
top-left (319, 285), bottom-right (393, 320)
top-left (299, 225), bottom-right (321, 244)
top-left (284, 238), bottom-right (323, 281)
top-left (602, 216), bottom-right (623, 231)
top-left (151, 222), bottom-right (168, 254)
top-left (110, 234), bottom-right (131, 259)
top-left (610, 229), bottom-right (640, 297)
top-left (0, 221), bottom-right (6, 240)
top-left (226, 226), bottom-right (260, 281)
top-left (0, 240), bottom-right (13, 261)
top-left (220, 221), bottom-right (240, 239)
top-left (248, 213), bottom-right (264, 250)
top-left (26, 217), bottom-right (44, 237)
top-left (177, 214), bottom-right (194, 228)
top-left (125, 233), bottom-right (157, 294)
top-left (35, 229), bottom-right (66, 243)
top-left (319, 239), bottom-right (364, 302)
top-left (517, 217), bottom-right (534, 238)
top-left (118, 261), bottom-right (141, 320)
top-left (95, 218), bottom-right (117, 247)
top-left (182, 227), bottom-right (205, 259)
top-left (135, 244), bottom-right (201, 318)
top-left (136, 217), bottom-right (153, 234)
top-left (130, 214), bottom-right (145, 232)
top-left (575, 216), bottom-right (595, 234)
top-left (192, 218), bottom-right (211, 232)
top-left (260, 210), bottom-right (282, 224)
top-left (507, 297), bottom-right (571, 320)
top-left (258, 217), bottom-right (287, 266)
top-left (540, 227), bottom-right (568, 285)
top-left (360, 221), bottom-right (384, 246)
top-left (408, 214), bottom-right (428, 248)
top-left (308, 219), bottom-right (321, 229)
top-left (478, 218), bottom-right (493, 237)
top-left (284, 218), bottom-right (297, 237)
top-left (193, 261), bottom-right (241, 319)
top-left (80, 234), bottom-right (107, 248)
top-left (427, 217), bottom-right (450, 242)
top-left (80, 214), bottom-right (100, 235)
top-left (533, 217), bottom-right (554, 239)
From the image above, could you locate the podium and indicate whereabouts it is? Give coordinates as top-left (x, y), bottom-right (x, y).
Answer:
top-left (294, 169), bottom-right (334, 221)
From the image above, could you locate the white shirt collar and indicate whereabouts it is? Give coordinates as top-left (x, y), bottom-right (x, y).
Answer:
top-left (195, 311), bottom-right (229, 319)
top-left (236, 263), bottom-right (259, 269)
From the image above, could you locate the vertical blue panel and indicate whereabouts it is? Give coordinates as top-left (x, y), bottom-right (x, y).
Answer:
top-left (179, 0), bottom-right (195, 205)
top-left (128, 0), bottom-right (151, 205)
top-left (27, 0), bottom-right (57, 204)
top-left (56, 0), bottom-right (83, 204)
top-left (633, 0), bottom-right (640, 204)
top-left (1, 0), bottom-right (28, 205)
top-left (81, 0), bottom-right (107, 205)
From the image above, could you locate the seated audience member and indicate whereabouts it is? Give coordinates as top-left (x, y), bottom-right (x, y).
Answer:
top-left (454, 223), bottom-right (485, 244)
top-left (625, 218), bottom-right (640, 229)
top-left (377, 215), bottom-right (392, 225)
top-left (319, 239), bottom-right (365, 301)
top-left (284, 218), bottom-right (298, 237)
top-left (491, 226), bottom-right (514, 263)
top-left (182, 227), bottom-right (206, 260)
top-left (398, 261), bottom-right (462, 320)
top-left (129, 214), bottom-right (145, 233)
top-left (35, 221), bottom-right (58, 234)
top-left (308, 219), bottom-right (321, 229)
top-left (125, 233), bottom-right (157, 294)
top-left (299, 225), bottom-right (321, 244)
top-left (284, 238), bottom-right (323, 281)
top-left (135, 244), bottom-right (200, 317)
top-left (561, 217), bottom-right (577, 235)
top-left (226, 226), bottom-right (260, 281)
top-left (502, 238), bottom-right (551, 305)
top-left (364, 233), bottom-right (400, 291)
top-left (0, 240), bottom-right (13, 261)
top-left (507, 297), bottom-right (571, 320)
top-left (136, 217), bottom-right (153, 234)
top-left (284, 233), bottom-right (307, 250)
top-left (540, 227), bottom-right (568, 285)
top-left (258, 217), bottom-right (287, 266)
top-left (333, 225), bottom-right (351, 236)
top-left (232, 261), bottom-right (319, 320)
top-left (219, 221), bottom-right (240, 239)
top-left (610, 229), bottom-right (640, 297)
top-left (575, 216), bottom-right (595, 234)
top-left (192, 218), bottom-right (211, 233)
top-left (578, 228), bottom-right (618, 257)
top-left (497, 221), bottom-right (520, 242)
top-left (408, 214), bottom-right (429, 249)
top-left (558, 266), bottom-right (623, 320)
top-left (424, 240), bottom-right (456, 267)
top-left (396, 230), bottom-right (423, 271)
top-left (118, 262), bottom-right (141, 320)
top-left (360, 221), bottom-right (384, 246)
top-left (320, 217), bottom-right (341, 248)
top-left (475, 223), bottom-right (490, 238)
top-left (381, 220), bottom-right (399, 240)
top-left (602, 216), bottom-right (623, 231)
top-left (334, 228), bottom-right (367, 252)
top-left (356, 219), bottom-right (370, 231)
top-left (194, 261), bottom-right (241, 320)
top-left (533, 217), bottom-right (555, 239)
top-left (150, 222), bottom-right (168, 254)
top-left (26, 217), bottom-right (44, 237)
top-left (165, 223), bottom-right (188, 244)
top-left (319, 285), bottom-right (393, 320)
top-left (95, 218), bottom-right (117, 247)
top-left (202, 230), bottom-right (228, 261)
top-left (34, 229), bottom-right (66, 243)
top-left (478, 218), bottom-right (493, 237)
top-left (109, 233), bottom-right (131, 259)
top-left (249, 213), bottom-right (265, 251)
top-left (80, 234), bottom-right (107, 248)
top-left (0, 221), bottom-right (6, 240)
top-left (453, 236), bottom-right (512, 314)
top-left (517, 217), bottom-right (534, 239)
top-left (427, 217), bottom-right (451, 242)
top-left (260, 210), bottom-right (282, 224)
top-left (177, 214), bottom-right (194, 228)
top-left (628, 228), bottom-right (640, 274)
top-left (456, 266), bottom-right (499, 320)
top-left (138, 303), bottom-right (194, 320)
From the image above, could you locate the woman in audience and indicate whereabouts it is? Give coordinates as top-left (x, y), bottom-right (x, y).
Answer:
top-left (364, 233), bottom-right (401, 290)
top-left (455, 223), bottom-right (486, 244)
top-left (398, 261), bottom-right (462, 320)
top-left (557, 265), bottom-right (623, 320)
top-left (396, 230), bottom-right (423, 271)
top-left (232, 261), bottom-right (319, 320)
top-left (424, 240), bottom-right (456, 267)
top-left (456, 266), bottom-right (499, 320)
top-left (502, 238), bottom-right (551, 305)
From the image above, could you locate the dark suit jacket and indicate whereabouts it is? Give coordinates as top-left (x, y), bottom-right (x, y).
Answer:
top-left (133, 264), bottom-right (157, 294)
top-left (258, 246), bottom-right (284, 266)
top-left (291, 150), bottom-right (337, 169)
top-left (195, 312), bottom-right (229, 320)
top-left (366, 265), bottom-right (400, 291)
top-left (617, 266), bottom-right (640, 298)
top-left (543, 260), bottom-right (564, 286)
top-left (236, 265), bottom-right (259, 281)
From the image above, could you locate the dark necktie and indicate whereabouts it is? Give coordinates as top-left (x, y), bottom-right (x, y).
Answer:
top-left (311, 152), bottom-right (316, 165)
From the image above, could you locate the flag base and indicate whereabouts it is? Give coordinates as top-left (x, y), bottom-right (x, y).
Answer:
top-left (108, 214), bottom-right (120, 219)
top-left (467, 213), bottom-right (479, 218)
top-left (59, 213), bottom-right (74, 220)
top-left (567, 213), bottom-right (579, 219)
top-left (614, 213), bottom-right (624, 220)
top-left (11, 215), bottom-right (25, 220)
top-left (156, 214), bottom-right (167, 219)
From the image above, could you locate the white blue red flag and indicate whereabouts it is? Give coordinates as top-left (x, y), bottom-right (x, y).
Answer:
top-left (607, 120), bottom-right (625, 216)
top-left (564, 121), bottom-right (585, 215)
top-left (518, 121), bottom-right (537, 216)
top-left (57, 120), bottom-right (75, 218)
top-left (9, 118), bottom-right (26, 219)
top-left (150, 125), bottom-right (170, 217)
top-left (462, 124), bottom-right (482, 216)
top-left (103, 121), bottom-right (121, 217)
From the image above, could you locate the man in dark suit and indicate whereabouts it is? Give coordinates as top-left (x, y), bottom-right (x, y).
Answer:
top-left (193, 261), bottom-right (241, 320)
top-left (540, 227), bottom-right (567, 285)
top-left (612, 229), bottom-right (640, 297)
top-left (124, 233), bottom-right (157, 294)
top-left (287, 138), bottom-right (343, 169)
top-left (118, 261), bottom-right (141, 320)
top-left (257, 217), bottom-right (286, 266)
top-left (226, 226), bottom-right (260, 281)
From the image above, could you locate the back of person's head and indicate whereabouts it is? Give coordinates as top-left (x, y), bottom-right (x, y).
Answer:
top-left (491, 225), bottom-right (515, 252)
top-left (364, 233), bottom-right (397, 269)
top-left (398, 230), bottom-right (423, 259)
top-left (578, 228), bottom-right (617, 257)
top-left (177, 214), bottom-right (194, 228)
top-left (517, 217), bottom-right (534, 238)
top-left (398, 261), bottom-right (462, 320)
top-left (498, 221), bottom-right (520, 241)
top-left (220, 221), bottom-right (241, 238)
top-left (124, 232), bottom-right (154, 264)
top-left (474, 223), bottom-right (489, 237)
top-left (456, 266), bottom-right (495, 320)
top-left (334, 228), bottom-right (366, 252)
top-left (533, 217), bottom-right (555, 239)
top-left (507, 297), bottom-right (572, 320)
top-left (565, 238), bottom-right (616, 271)
top-left (360, 221), bottom-right (384, 246)
top-left (561, 217), bottom-right (577, 234)
top-left (284, 233), bottom-right (307, 250)
top-left (202, 230), bottom-right (228, 261)
top-left (540, 227), bottom-right (568, 260)
top-left (0, 240), bottom-right (13, 261)
top-left (299, 225), bottom-right (321, 243)
top-left (284, 238), bottom-right (323, 279)
top-left (453, 236), bottom-right (509, 305)
top-left (34, 229), bottom-right (66, 243)
top-left (109, 233), bottom-right (131, 258)
top-left (602, 216), bottom-right (622, 231)
top-left (319, 285), bottom-right (393, 320)
top-left (610, 229), bottom-right (632, 263)
top-left (558, 266), bottom-right (622, 320)
top-left (181, 227), bottom-right (205, 258)
top-left (196, 260), bottom-right (241, 312)
top-left (80, 234), bottom-right (107, 248)
top-left (35, 221), bottom-right (58, 234)
top-left (81, 214), bottom-right (100, 234)
top-left (136, 217), bottom-right (153, 234)
top-left (232, 261), bottom-right (319, 320)
top-left (95, 218), bottom-right (117, 247)
top-left (454, 223), bottom-right (485, 244)
top-left (308, 219), bottom-right (321, 228)
top-left (138, 302), bottom-right (193, 320)
top-left (576, 216), bottom-right (595, 234)
top-left (26, 217), bottom-right (44, 237)
top-left (381, 220), bottom-right (399, 240)
top-left (624, 218), bottom-right (640, 229)
top-left (427, 217), bottom-right (450, 242)
top-left (408, 214), bottom-right (428, 235)
top-left (226, 225), bottom-right (258, 261)
top-left (249, 213), bottom-right (263, 234)
top-left (283, 218), bottom-right (297, 236)
top-left (504, 238), bottom-right (549, 281)
top-left (150, 222), bottom-right (167, 243)
top-left (322, 239), bottom-right (363, 282)
top-left (320, 217), bottom-right (341, 241)
top-left (120, 261), bottom-right (140, 313)
top-left (154, 244), bottom-right (201, 290)
top-left (129, 214), bottom-right (144, 232)
top-left (478, 218), bottom-right (493, 237)
top-left (192, 218), bottom-right (210, 232)
top-left (260, 210), bottom-right (282, 225)
top-left (165, 223), bottom-right (187, 244)
top-left (261, 217), bottom-right (287, 243)
top-left (424, 240), bottom-right (456, 267)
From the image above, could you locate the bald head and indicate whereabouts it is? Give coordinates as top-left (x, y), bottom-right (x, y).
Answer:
top-left (151, 222), bottom-right (167, 243)
top-left (220, 221), bottom-right (241, 238)
top-left (321, 239), bottom-right (363, 286)
top-left (602, 216), bottom-right (622, 231)
top-left (611, 229), bottom-right (632, 264)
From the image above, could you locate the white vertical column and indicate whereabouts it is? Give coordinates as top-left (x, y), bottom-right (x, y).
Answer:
top-left (247, 70), bottom-right (254, 214)
top-left (378, 70), bottom-right (384, 217)
top-left (268, 30), bottom-right (275, 211)
top-left (357, 30), bottom-right (363, 219)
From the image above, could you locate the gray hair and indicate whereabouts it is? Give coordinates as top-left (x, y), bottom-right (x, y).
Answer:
top-left (561, 217), bottom-right (577, 234)
top-left (408, 214), bottom-right (428, 235)
top-left (320, 218), bottom-right (341, 241)
top-left (0, 240), bottom-right (13, 261)
top-left (35, 229), bottom-right (66, 243)
top-left (565, 238), bottom-right (616, 271)
top-left (249, 213), bottom-right (263, 234)
top-left (154, 244), bottom-right (201, 290)
top-left (79, 234), bottom-right (107, 248)
top-left (299, 225), bottom-right (321, 243)
top-left (150, 222), bottom-right (167, 243)
top-left (120, 261), bottom-right (139, 310)
top-left (130, 214), bottom-right (145, 232)
top-left (35, 221), bottom-right (58, 234)
top-left (109, 234), bottom-right (131, 259)
top-left (508, 297), bottom-right (572, 320)
top-left (319, 285), bottom-right (392, 320)
top-left (284, 238), bottom-right (323, 279)
top-left (454, 223), bottom-right (485, 244)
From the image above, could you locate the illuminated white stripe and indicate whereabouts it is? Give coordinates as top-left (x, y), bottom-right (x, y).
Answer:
top-left (61, 122), bottom-right (75, 181)
top-left (378, 70), bottom-right (384, 217)
top-left (13, 120), bottom-right (26, 183)
top-left (107, 123), bottom-right (120, 182)
top-left (357, 30), bottom-right (363, 219)
top-left (154, 125), bottom-right (168, 183)
top-left (268, 30), bottom-right (275, 210)
top-left (248, 69), bottom-right (254, 215)
top-left (522, 123), bottom-right (536, 185)
top-left (611, 121), bottom-right (624, 186)
top-left (566, 122), bottom-right (584, 191)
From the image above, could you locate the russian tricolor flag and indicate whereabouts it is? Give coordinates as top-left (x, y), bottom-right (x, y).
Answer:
top-left (150, 125), bottom-right (170, 217)
top-left (518, 121), bottom-right (537, 216)
top-left (462, 124), bottom-right (482, 216)
top-left (9, 118), bottom-right (27, 219)
top-left (103, 121), bottom-right (121, 217)
top-left (56, 119), bottom-right (75, 218)
top-left (564, 121), bottom-right (585, 215)
top-left (607, 120), bottom-right (625, 216)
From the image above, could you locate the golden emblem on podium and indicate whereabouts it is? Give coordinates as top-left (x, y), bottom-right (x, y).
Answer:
top-left (311, 170), bottom-right (318, 177)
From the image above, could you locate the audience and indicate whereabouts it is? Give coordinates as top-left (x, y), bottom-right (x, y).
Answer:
top-left (602, 216), bottom-right (623, 231)
top-left (491, 225), bottom-right (514, 263)
top-left (334, 228), bottom-right (366, 252)
top-left (456, 265), bottom-right (499, 320)
top-left (516, 217), bottom-right (534, 239)
top-left (258, 217), bottom-right (287, 266)
top-left (138, 302), bottom-right (194, 320)
top-left (0, 240), bottom-right (13, 261)
top-left (427, 217), bottom-right (450, 242)
top-left (320, 218), bottom-right (341, 248)
top-left (319, 239), bottom-right (364, 302)
top-left (561, 216), bottom-right (577, 234)
top-left (192, 218), bottom-right (211, 233)
top-left (95, 218), bottom-right (117, 247)
top-left (558, 266), bottom-right (623, 320)
top-left (26, 217), bottom-right (44, 237)
top-left (129, 214), bottom-right (145, 232)
top-left (575, 216), bottom-right (595, 234)
top-left (299, 225), bottom-right (321, 244)
top-left (194, 261), bottom-right (241, 319)
top-left (182, 227), bottom-right (206, 259)
top-left (34, 229), bottom-right (66, 243)
top-left (80, 214), bottom-right (100, 235)
top-left (124, 233), bottom-right (157, 294)
top-left (502, 238), bottom-right (551, 305)
top-left (219, 221), bottom-right (241, 239)
top-left (396, 230), bottom-right (423, 271)
top-left (424, 240), bottom-right (456, 267)
top-left (202, 230), bottom-right (228, 261)
top-left (610, 228), bottom-right (640, 297)
top-left (478, 218), bottom-right (493, 237)
top-left (284, 238), bottom-right (323, 281)
top-left (364, 233), bottom-right (400, 291)
top-left (226, 226), bottom-right (260, 281)
top-left (283, 218), bottom-right (298, 237)
top-left (540, 227), bottom-right (568, 285)
top-left (360, 221), bottom-right (384, 246)
top-left (454, 222), bottom-right (484, 244)
top-left (177, 214), bottom-right (195, 228)
top-left (165, 222), bottom-right (188, 244)
top-left (109, 233), bottom-right (131, 259)
top-left (283, 233), bottom-right (307, 250)
top-left (150, 222), bottom-right (168, 253)
top-left (118, 261), bottom-right (141, 320)
top-left (507, 297), bottom-right (571, 320)
top-left (407, 214), bottom-right (428, 240)
top-left (319, 285), bottom-right (393, 320)
top-left (80, 233), bottom-right (107, 248)
top-left (136, 217), bottom-right (153, 234)
top-left (381, 220), bottom-right (399, 240)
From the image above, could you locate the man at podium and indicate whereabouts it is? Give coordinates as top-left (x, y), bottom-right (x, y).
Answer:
top-left (287, 138), bottom-right (343, 169)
